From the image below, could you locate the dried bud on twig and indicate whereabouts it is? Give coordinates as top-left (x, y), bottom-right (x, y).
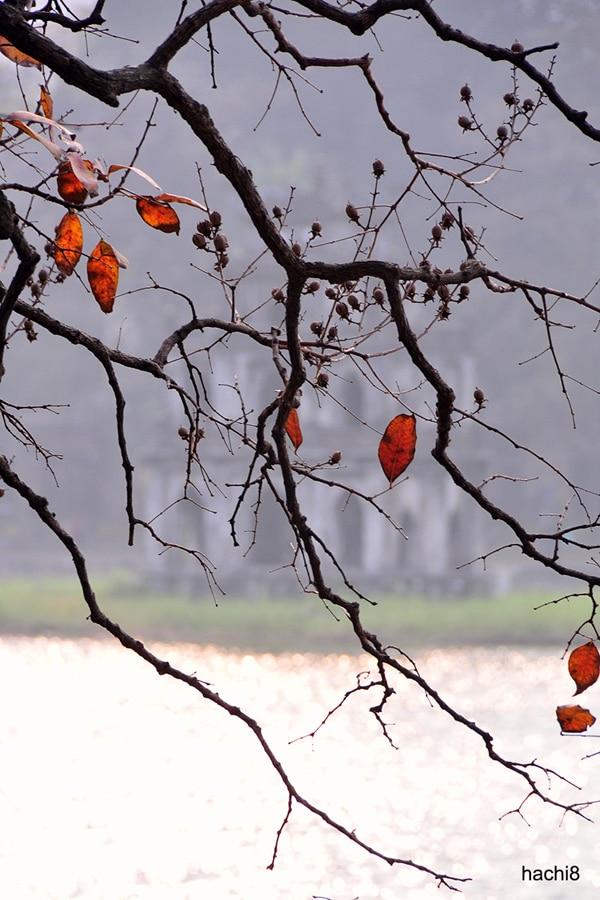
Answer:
top-left (460, 84), bottom-right (472, 102)
top-left (213, 232), bottom-right (229, 251)
top-left (372, 158), bottom-right (385, 177)
top-left (345, 202), bottom-right (360, 223)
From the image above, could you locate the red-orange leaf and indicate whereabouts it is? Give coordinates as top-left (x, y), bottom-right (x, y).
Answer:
top-left (285, 408), bottom-right (303, 451)
top-left (0, 36), bottom-right (40, 68)
top-left (556, 704), bottom-right (596, 733)
top-left (378, 413), bottom-right (416, 486)
top-left (87, 240), bottom-right (119, 313)
top-left (57, 160), bottom-right (92, 206)
top-left (135, 196), bottom-right (181, 234)
top-left (53, 211), bottom-right (83, 276)
top-left (568, 641), bottom-right (600, 695)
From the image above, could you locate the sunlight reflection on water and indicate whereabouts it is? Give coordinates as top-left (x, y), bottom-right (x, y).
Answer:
top-left (0, 637), bottom-right (599, 899)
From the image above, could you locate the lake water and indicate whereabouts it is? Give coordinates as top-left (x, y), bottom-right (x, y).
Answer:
top-left (0, 636), bottom-right (599, 899)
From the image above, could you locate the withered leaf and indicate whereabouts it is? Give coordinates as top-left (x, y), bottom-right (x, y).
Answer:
top-left (556, 704), bottom-right (596, 733)
top-left (53, 211), bottom-right (83, 276)
top-left (378, 413), bottom-right (417, 486)
top-left (135, 196), bottom-right (181, 234)
top-left (568, 641), bottom-right (600, 695)
top-left (87, 240), bottom-right (119, 313)
top-left (57, 160), bottom-right (92, 206)
top-left (0, 36), bottom-right (40, 68)
top-left (285, 408), bottom-right (303, 451)
top-left (39, 85), bottom-right (53, 120)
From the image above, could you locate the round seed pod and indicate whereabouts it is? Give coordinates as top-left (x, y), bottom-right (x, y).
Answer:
top-left (311, 221), bottom-right (322, 237)
top-left (372, 158), bottom-right (385, 177)
top-left (316, 372), bottom-right (329, 388)
top-left (213, 232), bottom-right (229, 251)
top-left (431, 224), bottom-right (443, 242)
top-left (272, 205), bottom-right (283, 220)
top-left (209, 210), bottom-right (222, 227)
top-left (511, 41), bottom-right (525, 53)
top-left (192, 233), bottom-right (207, 250)
top-left (197, 219), bottom-right (212, 237)
top-left (292, 241), bottom-right (302, 256)
top-left (474, 387), bottom-right (485, 406)
top-left (458, 115), bottom-right (473, 131)
top-left (307, 281), bottom-right (320, 293)
top-left (345, 202), bottom-right (360, 222)
top-left (372, 287), bottom-right (385, 304)
top-left (271, 288), bottom-right (285, 302)
top-left (460, 83), bottom-right (472, 101)
top-left (496, 124), bottom-right (508, 141)
top-left (335, 301), bottom-right (349, 319)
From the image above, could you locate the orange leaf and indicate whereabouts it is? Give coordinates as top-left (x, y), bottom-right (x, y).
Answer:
top-left (87, 240), bottom-right (119, 313)
top-left (0, 36), bottom-right (40, 68)
top-left (53, 211), bottom-right (83, 276)
top-left (135, 196), bottom-right (180, 234)
top-left (378, 413), bottom-right (416, 486)
top-left (57, 160), bottom-right (92, 206)
top-left (568, 641), bottom-right (600, 695)
top-left (556, 704), bottom-right (596, 733)
top-left (285, 408), bottom-right (303, 451)
top-left (39, 85), bottom-right (53, 120)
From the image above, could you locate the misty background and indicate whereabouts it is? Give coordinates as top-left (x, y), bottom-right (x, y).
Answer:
top-left (1, 0), bottom-right (600, 600)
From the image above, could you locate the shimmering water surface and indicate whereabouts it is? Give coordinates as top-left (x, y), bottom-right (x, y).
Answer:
top-left (0, 636), bottom-right (598, 899)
